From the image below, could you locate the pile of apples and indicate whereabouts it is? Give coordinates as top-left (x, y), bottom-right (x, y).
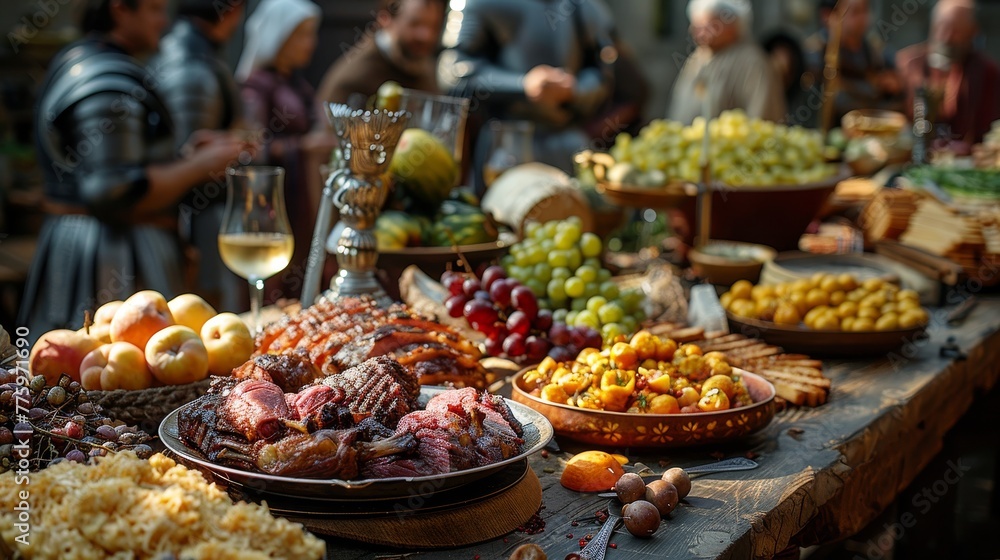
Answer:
top-left (29, 291), bottom-right (254, 391)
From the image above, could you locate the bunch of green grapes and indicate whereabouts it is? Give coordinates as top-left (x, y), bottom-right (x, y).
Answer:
top-left (610, 110), bottom-right (837, 187)
top-left (500, 217), bottom-right (646, 343)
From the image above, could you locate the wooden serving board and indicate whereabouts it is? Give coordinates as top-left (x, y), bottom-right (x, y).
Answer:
top-left (283, 468), bottom-right (542, 549)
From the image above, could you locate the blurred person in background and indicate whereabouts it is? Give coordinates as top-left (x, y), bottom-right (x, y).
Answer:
top-left (315, 0), bottom-right (444, 108)
top-left (588, 27), bottom-right (651, 139)
top-left (19, 0), bottom-right (248, 339)
top-left (897, 0), bottom-right (1000, 150)
top-left (441, 0), bottom-right (615, 184)
top-left (668, 0), bottom-right (785, 124)
top-left (803, 0), bottom-right (903, 126)
top-left (762, 31), bottom-right (809, 124)
top-left (237, 0), bottom-right (334, 303)
top-left (150, 0), bottom-right (247, 311)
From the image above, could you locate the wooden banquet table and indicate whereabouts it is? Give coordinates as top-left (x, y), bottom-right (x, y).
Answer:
top-left (308, 295), bottom-right (1000, 560)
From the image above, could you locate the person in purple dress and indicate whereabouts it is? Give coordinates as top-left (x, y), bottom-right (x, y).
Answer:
top-left (236, 0), bottom-right (336, 303)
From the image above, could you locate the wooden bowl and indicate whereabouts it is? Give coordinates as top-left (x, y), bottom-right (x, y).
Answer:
top-left (759, 251), bottom-right (900, 287)
top-left (511, 368), bottom-right (776, 448)
top-left (688, 241), bottom-right (777, 285)
top-left (727, 313), bottom-right (927, 357)
top-left (377, 236), bottom-right (513, 299)
top-left (595, 168), bottom-right (849, 252)
top-left (676, 168), bottom-right (850, 252)
top-left (596, 180), bottom-right (698, 210)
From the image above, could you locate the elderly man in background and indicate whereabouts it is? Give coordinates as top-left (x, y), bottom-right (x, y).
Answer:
top-left (897, 0), bottom-right (1000, 150)
top-left (668, 0), bottom-right (785, 125)
top-left (316, 0), bottom-right (444, 106)
top-left (149, 0), bottom-right (247, 311)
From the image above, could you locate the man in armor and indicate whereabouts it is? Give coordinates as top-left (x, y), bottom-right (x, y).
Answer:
top-left (149, 0), bottom-right (248, 311)
top-left (18, 0), bottom-right (247, 340)
top-left (439, 0), bottom-right (616, 187)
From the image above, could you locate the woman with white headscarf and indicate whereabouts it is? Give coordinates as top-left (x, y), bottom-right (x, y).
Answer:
top-left (238, 0), bottom-right (336, 302)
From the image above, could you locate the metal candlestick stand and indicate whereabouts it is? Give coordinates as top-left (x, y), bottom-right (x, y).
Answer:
top-left (300, 104), bottom-right (410, 306)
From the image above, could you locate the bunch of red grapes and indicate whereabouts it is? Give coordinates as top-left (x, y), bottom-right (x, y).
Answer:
top-left (442, 266), bottom-right (602, 363)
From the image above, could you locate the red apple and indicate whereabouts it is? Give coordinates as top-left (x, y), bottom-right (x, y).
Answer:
top-left (79, 342), bottom-right (153, 391)
top-left (110, 291), bottom-right (174, 351)
top-left (201, 313), bottom-right (254, 375)
top-left (145, 325), bottom-right (209, 385)
top-left (29, 329), bottom-right (103, 385)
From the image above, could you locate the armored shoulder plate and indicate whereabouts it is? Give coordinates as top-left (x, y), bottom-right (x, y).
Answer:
top-left (36, 38), bottom-right (174, 208)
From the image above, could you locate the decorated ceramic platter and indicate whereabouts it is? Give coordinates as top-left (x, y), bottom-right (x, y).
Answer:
top-left (511, 368), bottom-right (775, 448)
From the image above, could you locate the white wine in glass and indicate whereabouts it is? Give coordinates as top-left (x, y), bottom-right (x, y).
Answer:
top-left (218, 233), bottom-right (293, 280)
top-left (219, 166), bottom-right (293, 333)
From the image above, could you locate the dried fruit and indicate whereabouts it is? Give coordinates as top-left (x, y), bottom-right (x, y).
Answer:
top-left (622, 500), bottom-right (661, 538)
top-left (560, 450), bottom-right (626, 492)
top-left (614, 472), bottom-right (646, 504)
top-left (508, 543), bottom-right (547, 560)
top-left (645, 480), bottom-right (679, 516)
top-left (662, 467), bottom-right (692, 500)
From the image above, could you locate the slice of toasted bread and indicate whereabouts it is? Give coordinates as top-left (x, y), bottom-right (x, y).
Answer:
top-left (757, 368), bottom-right (831, 389)
top-left (699, 339), bottom-right (764, 352)
top-left (725, 345), bottom-right (783, 359)
top-left (766, 379), bottom-right (827, 406)
top-left (666, 326), bottom-right (707, 342)
top-left (747, 356), bottom-right (824, 369)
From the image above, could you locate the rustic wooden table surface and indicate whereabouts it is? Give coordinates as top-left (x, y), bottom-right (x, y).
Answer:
top-left (314, 297), bottom-right (1000, 560)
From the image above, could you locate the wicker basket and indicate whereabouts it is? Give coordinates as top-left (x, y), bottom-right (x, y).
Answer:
top-left (88, 379), bottom-right (211, 432)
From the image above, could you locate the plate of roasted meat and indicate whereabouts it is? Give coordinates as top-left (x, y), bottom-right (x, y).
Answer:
top-left (254, 295), bottom-right (493, 389)
top-left (159, 355), bottom-right (553, 500)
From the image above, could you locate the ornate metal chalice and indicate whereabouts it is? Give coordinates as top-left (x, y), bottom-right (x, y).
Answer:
top-left (300, 104), bottom-right (410, 306)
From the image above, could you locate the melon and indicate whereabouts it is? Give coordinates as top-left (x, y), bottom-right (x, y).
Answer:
top-left (389, 128), bottom-right (459, 207)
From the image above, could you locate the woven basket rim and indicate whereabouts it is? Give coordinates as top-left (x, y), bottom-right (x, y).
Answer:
top-left (87, 377), bottom-right (212, 399)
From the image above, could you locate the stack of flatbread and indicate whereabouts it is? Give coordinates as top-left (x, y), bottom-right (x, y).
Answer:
top-left (898, 197), bottom-right (1000, 284)
top-left (860, 188), bottom-right (921, 243)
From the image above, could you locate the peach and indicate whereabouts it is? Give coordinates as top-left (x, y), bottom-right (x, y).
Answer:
top-left (110, 291), bottom-right (174, 350)
top-left (78, 324), bottom-right (111, 344)
top-left (94, 300), bottom-right (124, 325)
top-left (29, 329), bottom-right (102, 385)
top-left (145, 326), bottom-right (209, 385)
top-left (201, 313), bottom-right (254, 375)
top-left (78, 300), bottom-right (123, 344)
top-left (79, 342), bottom-right (153, 391)
top-left (168, 294), bottom-right (217, 333)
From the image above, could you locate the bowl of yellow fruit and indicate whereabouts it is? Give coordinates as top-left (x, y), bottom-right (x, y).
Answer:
top-left (721, 274), bottom-right (929, 357)
top-left (512, 331), bottom-right (776, 447)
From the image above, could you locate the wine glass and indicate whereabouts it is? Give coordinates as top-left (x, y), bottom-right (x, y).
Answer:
top-left (484, 120), bottom-right (534, 189)
top-left (218, 166), bottom-right (294, 333)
